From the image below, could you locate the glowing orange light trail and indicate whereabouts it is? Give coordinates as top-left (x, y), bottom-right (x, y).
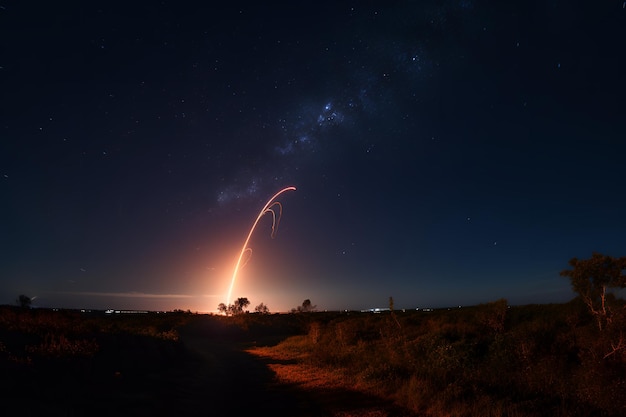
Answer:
top-left (226, 186), bottom-right (296, 306)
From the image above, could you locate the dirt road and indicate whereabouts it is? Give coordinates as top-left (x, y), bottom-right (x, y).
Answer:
top-left (174, 335), bottom-right (329, 416)
top-left (173, 329), bottom-right (415, 417)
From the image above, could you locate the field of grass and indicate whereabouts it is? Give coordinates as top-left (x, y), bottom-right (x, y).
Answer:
top-left (1, 300), bottom-right (625, 416)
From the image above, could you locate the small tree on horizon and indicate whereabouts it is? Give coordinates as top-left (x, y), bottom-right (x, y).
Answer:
top-left (218, 298), bottom-right (251, 315)
top-left (254, 302), bottom-right (270, 314)
top-left (232, 297), bottom-right (250, 315)
top-left (217, 302), bottom-right (228, 315)
top-left (297, 299), bottom-right (316, 313)
top-left (560, 252), bottom-right (626, 330)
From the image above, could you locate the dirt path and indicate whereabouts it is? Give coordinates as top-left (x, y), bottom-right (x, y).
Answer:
top-left (175, 335), bottom-right (329, 416)
top-left (173, 332), bottom-right (415, 417)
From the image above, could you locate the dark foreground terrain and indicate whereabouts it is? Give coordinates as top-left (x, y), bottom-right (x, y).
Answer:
top-left (0, 307), bottom-right (412, 417)
top-left (2, 300), bottom-right (626, 416)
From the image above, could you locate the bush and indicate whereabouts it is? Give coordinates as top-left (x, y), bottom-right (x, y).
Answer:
top-left (268, 302), bottom-right (626, 416)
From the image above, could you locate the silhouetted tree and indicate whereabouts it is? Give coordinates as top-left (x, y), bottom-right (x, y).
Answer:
top-left (232, 297), bottom-right (250, 315)
top-left (217, 303), bottom-right (228, 315)
top-left (17, 294), bottom-right (31, 309)
top-left (297, 299), bottom-right (316, 312)
top-left (561, 252), bottom-right (626, 330)
top-left (254, 302), bottom-right (270, 314)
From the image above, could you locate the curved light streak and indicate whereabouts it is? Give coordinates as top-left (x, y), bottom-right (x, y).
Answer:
top-left (226, 186), bottom-right (296, 306)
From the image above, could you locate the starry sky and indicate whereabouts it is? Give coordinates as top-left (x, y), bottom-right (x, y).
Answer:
top-left (1, 1), bottom-right (625, 313)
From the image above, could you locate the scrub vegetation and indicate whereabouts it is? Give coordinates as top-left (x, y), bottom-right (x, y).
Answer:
top-left (257, 299), bottom-right (626, 416)
top-left (1, 300), bottom-right (625, 416)
top-left (255, 253), bottom-right (626, 416)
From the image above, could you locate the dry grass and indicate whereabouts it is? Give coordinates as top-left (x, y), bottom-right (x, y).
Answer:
top-left (249, 344), bottom-right (350, 390)
top-left (248, 302), bottom-right (626, 417)
top-left (247, 339), bottom-right (410, 417)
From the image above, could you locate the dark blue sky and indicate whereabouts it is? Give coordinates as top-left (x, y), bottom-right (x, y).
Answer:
top-left (1, 1), bottom-right (625, 312)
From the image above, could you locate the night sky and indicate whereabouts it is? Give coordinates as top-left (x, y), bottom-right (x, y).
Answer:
top-left (2, 1), bottom-right (625, 313)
